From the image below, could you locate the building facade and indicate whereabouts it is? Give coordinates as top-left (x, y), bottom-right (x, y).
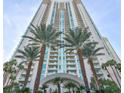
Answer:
top-left (4, 0), bottom-right (121, 92)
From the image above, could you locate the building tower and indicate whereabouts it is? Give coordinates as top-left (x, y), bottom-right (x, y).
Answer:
top-left (4, 0), bottom-right (121, 92)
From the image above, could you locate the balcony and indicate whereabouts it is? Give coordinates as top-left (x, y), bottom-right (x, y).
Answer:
top-left (25, 62), bottom-right (35, 65)
top-left (96, 70), bottom-right (103, 75)
top-left (18, 77), bottom-right (31, 82)
top-left (66, 58), bottom-right (75, 60)
top-left (48, 63), bottom-right (58, 65)
top-left (49, 59), bottom-right (58, 62)
top-left (97, 73), bottom-right (103, 77)
top-left (24, 65), bottom-right (34, 70)
top-left (49, 58), bottom-right (58, 61)
top-left (21, 71), bottom-right (33, 76)
top-left (66, 53), bottom-right (75, 56)
top-left (50, 54), bottom-right (58, 56)
top-left (66, 60), bottom-right (75, 63)
top-left (50, 49), bottom-right (58, 52)
top-left (67, 70), bottom-right (76, 74)
top-left (49, 56), bottom-right (58, 59)
top-left (66, 55), bottom-right (75, 58)
top-left (50, 51), bottom-right (58, 54)
top-left (47, 72), bottom-right (57, 75)
top-left (94, 65), bottom-right (101, 69)
top-left (67, 67), bottom-right (76, 70)
top-left (66, 52), bottom-right (75, 55)
top-left (48, 67), bottom-right (57, 70)
top-left (48, 70), bottom-right (57, 73)
top-left (68, 72), bottom-right (76, 75)
top-left (67, 62), bottom-right (75, 65)
top-left (93, 62), bottom-right (99, 65)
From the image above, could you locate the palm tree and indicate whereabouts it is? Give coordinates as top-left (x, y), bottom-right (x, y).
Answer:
top-left (99, 79), bottom-right (120, 93)
top-left (3, 60), bottom-right (21, 93)
top-left (52, 77), bottom-right (65, 93)
top-left (102, 63), bottom-right (114, 81)
top-left (106, 59), bottom-right (121, 88)
top-left (3, 59), bottom-right (17, 85)
top-left (3, 60), bottom-right (17, 74)
top-left (16, 63), bottom-right (24, 76)
top-left (52, 89), bottom-right (58, 93)
top-left (15, 46), bottom-right (40, 87)
top-left (21, 87), bottom-right (31, 93)
top-left (3, 85), bottom-right (11, 93)
top-left (10, 73), bottom-right (16, 83)
top-left (36, 90), bottom-right (43, 93)
top-left (64, 81), bottom-right (77, 93)
top-left (40, 84), bottom-right (48, 93)
top-left (3, 82), bottom-right (21, 93)
top-left (3, 62), bottom-right (10, 85)
top-left (69, 82), bottom-right (77, 93)
top-left (90, 77), bottom-right (97, 92)
top-left (115, 63), bottom-right (121, 79)
top-left (115, 63), bottom-right (121, 72)
top-left (63, 27), bottom-right (91, 93)
top-left (83, 44), bottom-right (104, 90)
top-left (76, 85), bottom-right (85, 93)
top-left (13, 83), bottom-right (21, 93)
top-left (23, 24), bottom-right (61, 93)
top-left (64, 82), bottom-right (72, 93)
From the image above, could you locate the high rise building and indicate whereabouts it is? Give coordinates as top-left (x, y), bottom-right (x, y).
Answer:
top-left (102, 37), bottom-right (121, 63)
top-left (4, 0), bottom-right (121, 92)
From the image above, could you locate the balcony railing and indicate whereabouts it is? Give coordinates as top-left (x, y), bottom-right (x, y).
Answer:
top-left (48, 63), bottom-right (58, 65)
top-left (67, 67), bottom-right (76, 70)
top-left (18, 77), bottom-right (31, 82)
top-left (48, 67), bottom-right (57, 70)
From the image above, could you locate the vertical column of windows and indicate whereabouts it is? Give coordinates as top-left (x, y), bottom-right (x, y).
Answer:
top-left (40, 2), bottom-right (57, 79)
top-left (67, 2), bottom-right (82, 79)
top-left (67, 3), bottom-right (74, 29)
top-left (40, 47), bottom-right (50, 79)
top-left (58, 10), bottom-right (66, 73)
top-left (50, 2), bottom-right (57, 24)
top-left (78, 3), bottom-right (105, 79)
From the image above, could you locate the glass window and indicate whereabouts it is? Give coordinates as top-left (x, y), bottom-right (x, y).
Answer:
top-left (42, 64), bottom-right (46, 69)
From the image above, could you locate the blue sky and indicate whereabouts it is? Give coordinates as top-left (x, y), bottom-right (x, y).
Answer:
top-left (3, 0), bottom-right (121, 61)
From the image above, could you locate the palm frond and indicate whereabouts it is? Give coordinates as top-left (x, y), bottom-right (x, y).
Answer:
top-left (15, 55), bottom-right (25, 59)
top-left (23, 35), bottom-right (40, 42)
top-left (95, 53), bottom-right (105, 56)
top-left (16, 46), bottom-right (40, 63)
top-left (17, 49), bottom-right (28, 58)
top-left (63, 37), bottom-right (76, 46)
top-left (29, 28), bottom-right (41, 40)
top-left (93, 47), bottom-right (104, 55)
top-left (64, 48), bottom-right (74, 54)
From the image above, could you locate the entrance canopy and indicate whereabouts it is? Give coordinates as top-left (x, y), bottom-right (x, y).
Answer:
top-left (40, 73), bottom-right (84, 85)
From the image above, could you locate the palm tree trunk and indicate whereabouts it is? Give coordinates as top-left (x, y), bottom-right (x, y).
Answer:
top-left (16, 69), bottom-right (20, 76)
top-left (7, 76), bottom-right (11, 85)
top-left (43, 89), bottom-right (46, 93)
top-left (105, 67), bottom-right (114, 81)
top-left (114, 66), bottom-right (121, 79)
top-left (69, 89), bottom-right (71, 93)
top-left (88, 58), bottom-right (100, 90)
top-left (23, 61), bottom-right (33, 87)
top-left (72, 88), bottom-right (75, 93)
top-left (111, 66), bottom-right (121, 88)
top-left (58, 84), bottom-right (61, 93)
top-left (77, 49), bottom-right (90, 93)
top-left (4, 73), bottom-right (11, 86)
top-left (44, 89), bottom-right (46, 93)
top-left (117, 69), bottom-right (121, 79)
top-left (33, 45), bottom-right (46, 93)
top-left (3, 73), bottom-right (7, 85)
